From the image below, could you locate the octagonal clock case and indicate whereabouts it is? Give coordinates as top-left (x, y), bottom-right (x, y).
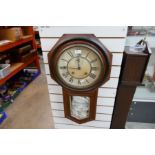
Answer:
top-left (48, 34), bottom-right (112, 124)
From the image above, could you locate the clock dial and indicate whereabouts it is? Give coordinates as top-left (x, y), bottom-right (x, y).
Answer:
top-left (57, 44), bottom-right (104, 89)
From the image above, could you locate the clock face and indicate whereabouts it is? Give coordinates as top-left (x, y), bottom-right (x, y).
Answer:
top-left (56, 44), bottom-right (104, 89)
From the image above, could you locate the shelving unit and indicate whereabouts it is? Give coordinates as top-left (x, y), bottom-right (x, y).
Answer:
top-left (0, 26), bottom-right (40, 85)
top-left (0, 26), bottom-right (41, 118)
top-left (34, 28), bottom-right (42, 56)
top-left (0, 36), bottom-right (33, 52)
top-left (0, 55), bottom-right (38, 85)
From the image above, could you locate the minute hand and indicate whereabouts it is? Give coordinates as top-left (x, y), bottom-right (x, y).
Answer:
top-left (77, 57), bottom-right (81, 70)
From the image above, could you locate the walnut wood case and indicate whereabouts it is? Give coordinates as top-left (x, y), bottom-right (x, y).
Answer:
top-left (48, 34), bottom-right (112, 92)
top-left (63, 88), bottom-right (98, 124)
top-left (48, 34), bottom-right (112, 124)
top-left (111, 40), bottom-right (151, 129)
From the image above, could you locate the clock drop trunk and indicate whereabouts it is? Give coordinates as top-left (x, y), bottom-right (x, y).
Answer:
top-left (63, 88), bottom-right (98, 124)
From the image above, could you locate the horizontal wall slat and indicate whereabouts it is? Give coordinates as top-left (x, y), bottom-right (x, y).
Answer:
top-left (97, 97), bottom-right (115, 106)
top-left (55, 124), bottom-right (108, 129)
top-left (112, 53), bottom-right (123, 66)
top-left (39, 26), bottom-right (127, 38)
top-left (51, 102), bottom-right (113, 114)
top-left (50, 94), bottom-right (63, 102)
top-left (53, 117), bottom-right (111, 128)
top-left (111, 66), bottom-right (121, 77)
top-left (101, 78), bottom-right (119, 88)
top-left (41, 38), bottom-right (125, 53)
top-left (48, 85), bottom-right (63, 94)
top-left (50, 94), bottom-right (115, 106)
top-left (46, 75), bottom-right (119, 88)
top-left (44, 64), bottom-right (121, 78)
top-left (46, 76), bottom-right (58, 85)
top-left (98, 88), bottom-right (117, 97)
top-left (96, 113), bottom-right (112, 121)
top-left (43, 51), bottom-right (123, 66)
top-left (52, 110), bottom-right (112, 121)
top-left (96, 106), bottom-right (113, 114)
top-left (48, 85), bottom-right (116, 97)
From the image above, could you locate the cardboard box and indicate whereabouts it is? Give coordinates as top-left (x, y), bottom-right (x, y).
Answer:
top-left (0, 27), bottom-right (23, 42)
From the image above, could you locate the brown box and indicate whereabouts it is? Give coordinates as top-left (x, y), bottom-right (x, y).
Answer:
top-left (0, 27), bottom-right (23, 42)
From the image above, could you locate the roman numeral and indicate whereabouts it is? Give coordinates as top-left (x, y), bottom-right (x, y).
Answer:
top-left (62, 72), bottom-right (69, 78)
top-left (86, 79), bottom-right (89, 83)
top-left (86, 52), bottom-right (90, 58)
top-left (92, 67), bottom-right (98, 71)
top-left (69, 77), bottom-right (73, 83)
top-left (67, 51), bottom-right (74, 57)
top-left (59, 66), bottom-right (67, 69)
top-left (90, 58), bottom-right (97, 63)
top-left (61, 58), bottom-right (68, 62)
top-left (89, 73), bottom-right (96, 79)
top-left (78, 79), bottom-right (81, 85)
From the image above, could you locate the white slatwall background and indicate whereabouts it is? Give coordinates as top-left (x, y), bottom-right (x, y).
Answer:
top-left (39, 26), bottom-right (127, 129)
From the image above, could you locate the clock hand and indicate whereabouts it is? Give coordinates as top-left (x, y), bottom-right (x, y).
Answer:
top-left (76, 57), bottom-right (81, 70)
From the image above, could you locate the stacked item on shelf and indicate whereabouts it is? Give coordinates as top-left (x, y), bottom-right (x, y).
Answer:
top-left (12, 44), bottom-right (37, 63)
top-left (0, 27), bottom-right (32, 46)
top-left (0, 51), bottom-right (12, 79)
top-left (0, 44), bottom-right (38, 80)
top-left (0, 69), bottom-right (40, 112)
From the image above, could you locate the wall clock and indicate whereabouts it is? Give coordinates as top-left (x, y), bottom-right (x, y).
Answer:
top-left (48, 34), bottom-right (112, 124)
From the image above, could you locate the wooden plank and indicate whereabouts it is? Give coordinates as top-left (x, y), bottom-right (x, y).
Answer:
top-left (98, 88), bottom-right (117, 97)
top-left (43, 51), bottom-right (123, 66)
top-left (111, 66), bottom-right (121, 77)
top-left (52, 110), bottom-right (64, 117)
top-left (41, 38), bottom-right (126, 53)
top-left (96, 105), bottom-right (113, 114)
top-left (49, 94), bottom-right (115, 106)
top-left (54, 124), bottom-right (104, 129)
top-left (0, 36), bottom-right (33, 52)
top-left (39, 26), bottom-right (127, 38)
top-left (48, 85), bottom-right (62, 94)
top-left (48, 85), bottom-right (116, 97)
top-left (53, 117), bottom-right (111, 128)
top-left (44, 64), bottom-right (121, 78)
top-left (112, 53), bottom-right (123, 66)
top-left (51, 102), bottom-right (64, 110)
top-left (51, 102), bottom-right (113, 114)
top-left (96, 113), bottom-right (112, 121)
top-left (52, 110), bottom-right (112, 121)
top-left (46, 75), bottom-right (119, 88)
top-left (101, 78), bottom-right (119, 88)
top-left (97, 97), bottom-right (115, 106)
top-left (50, 94), bottom-right (63, 102)
top-left (0, 56), bottom-right (38, 85)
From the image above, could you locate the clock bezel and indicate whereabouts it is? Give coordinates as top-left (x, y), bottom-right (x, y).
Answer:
top-left (56, 43), bottom-right (105, 90)
top-left (48, 34), bottom-right (112, 92)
